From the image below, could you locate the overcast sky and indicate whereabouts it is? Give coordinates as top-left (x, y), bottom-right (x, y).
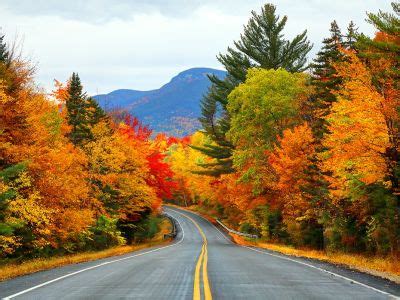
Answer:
top-left (0, 0), bottom-right (392, 95)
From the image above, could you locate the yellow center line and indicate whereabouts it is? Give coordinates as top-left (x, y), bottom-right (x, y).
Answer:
top-left (202, 243), bottom-right (212, 300)
top-left (194, 243), bottom-right (205, 300)
top-left (173, 211), bottom-right (212, 300)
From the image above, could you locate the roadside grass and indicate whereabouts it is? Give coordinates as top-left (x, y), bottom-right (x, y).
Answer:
top-left (169, 204), bottom-right (400, 284)
top-left (0, 217), bottom-right (173, 282)
top-left (231, 232), bottom-right (400, 284)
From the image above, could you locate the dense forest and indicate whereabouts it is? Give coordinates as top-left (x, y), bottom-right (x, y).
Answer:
top-left (169, 2), bottom-right (400, 256)
top-left (0, 49), bottom-right (177, 257)
top-left (0, 1), bottom-right (399, 261)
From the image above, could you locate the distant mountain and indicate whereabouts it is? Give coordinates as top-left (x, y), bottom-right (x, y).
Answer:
top-left (93, 67), bottom-right (226, 136)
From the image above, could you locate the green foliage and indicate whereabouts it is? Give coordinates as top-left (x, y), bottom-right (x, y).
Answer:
top-left (87, 97), bottom-right (107, 126)
top-left (197, 3), bottom-right (312, 176)
top-left (66, 73), bottom-right (92, 145)
top-left (0, 34), bottom-right (9, 63)
top-left (0, 163), bottom-right (35, 257)
top-left (351, 181), bottom-right (398, 254)
top-left (0, 163), bottom-right (27, 182)
top-left (66, 73), bottom-right (107, 146)
top-left (227, 68), bottom-right (309, 187)
top-left (308, 20), bottom-right (358, 138)
top-left (239, 222), bottom-right (258, 235)
top-left (344, 21), bottom-right (358, 50)
top-left (357, 2), bottom-right (399, 84)
top-left (0, 223), bottom-right (16, 236)
top-left (130, 216), bottom-right (163, 242)
top-left (249, 205), bottom-right (288, 241)
top-left (232, 4), bottom-right (312, 73)
top-left (299, 221), bottom-right (324, 249)
top-left (0, 162), bottom-right (27, 218)
top-left (309, 20), bottom-right (344, 139)
top-left (302, 20), bottom-right (359, 251)
top-left (88, 215), bottom-right (126, 250)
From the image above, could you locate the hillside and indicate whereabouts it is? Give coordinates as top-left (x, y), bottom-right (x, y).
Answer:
top-left (93, 67), bottom-right (226, 136)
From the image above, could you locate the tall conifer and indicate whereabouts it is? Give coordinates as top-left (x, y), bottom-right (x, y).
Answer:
top-left (309, 21), bottom-right (343, 139)
top-left (66, 73), bottom-right (93, 145)
top-left (0, 35), bottom-right (8, 63)
top-left (195, 3), bottom-right (312, 176)
top-left (302, 20), bottom-right (359, 248)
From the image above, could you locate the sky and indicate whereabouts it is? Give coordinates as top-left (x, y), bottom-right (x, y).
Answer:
top-left (0, 0), bottom-right (392, 95)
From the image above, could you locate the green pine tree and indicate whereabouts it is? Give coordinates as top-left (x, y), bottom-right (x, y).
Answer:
top-left (0, 34), bottom-right (7, 89)
top-left (86, 97), bottom-right (107, 126)
top-left (66, 73), bottom-right (107, 146)
top-left (301, 21), bottom-right (354, 248)
top-left (0, 35), bottom-right (9, 63)
top-left (195, 3), bottom-right (312, 176)
top-left (66, 73), bottom-right (96, 145)
top-left (0, 163), bottom-right (27, 242)
top-left (309, 20), bottom-right (344, 139)
top-left (344, 21), bottom-right (359, 50)
top-left (357, 2), bottom-right (399, 87)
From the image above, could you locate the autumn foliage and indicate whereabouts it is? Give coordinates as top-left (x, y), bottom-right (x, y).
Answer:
top-left (168, 3), bottom-right (400, 255)
top-left (1, 2), bottom-right (399, 261)
top-left (0, 51), bottom-right (175, 257)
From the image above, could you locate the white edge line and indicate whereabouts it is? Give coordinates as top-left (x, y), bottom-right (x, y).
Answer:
top-left (167, 206), bottom-right (399, 299)
top-left (242, 245), bottom-right (399, 299)
top-left (2, 213), bottom-right (185, 300)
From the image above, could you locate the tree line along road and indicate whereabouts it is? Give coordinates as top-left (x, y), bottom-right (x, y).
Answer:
top-left (0, 206), bottom-right (399, 299)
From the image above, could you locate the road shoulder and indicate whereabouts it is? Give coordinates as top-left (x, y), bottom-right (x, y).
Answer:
top-left (0, 216), bottom-right (174, 283)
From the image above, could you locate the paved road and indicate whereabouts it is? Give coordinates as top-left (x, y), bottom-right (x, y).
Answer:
top-left (1, 206), bottom-right (399, 299)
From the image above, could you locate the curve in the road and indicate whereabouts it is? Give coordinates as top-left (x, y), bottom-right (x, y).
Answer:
top-left (167, 206), bottom-right (400, 300)
top-left (1, 206), bottom-right (399, 300)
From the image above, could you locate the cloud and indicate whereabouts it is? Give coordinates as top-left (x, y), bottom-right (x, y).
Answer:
top-left (0, 0), bottom-right (265, 22)
top-left (0, 1), bottom-right (392, 94)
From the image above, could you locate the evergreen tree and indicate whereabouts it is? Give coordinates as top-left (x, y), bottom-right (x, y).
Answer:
top-left (87, 97), bottom-right (107, 126)
top-left (307, 20), bottom-right (358, 139)
top-left (66, 73), bottom-right (89, 145)
top-left (195, 3), bottom-right (312, 176)
top-left (357, 2), bottom-right (399, 86)
top-left (0, 35), bottom-right (9, 63)
top-left (302, 21), bottom-right (351, 248)
top-left (66, 73), bottom-right (105, 145)
top-left (0, 163), bottom-right (27, 242)
top-left (0, 34), bottom-right (7, 90)
top-left (344, 21), bottom-right (359, 50)
top-left (309, 20), bottom-right (344, 139)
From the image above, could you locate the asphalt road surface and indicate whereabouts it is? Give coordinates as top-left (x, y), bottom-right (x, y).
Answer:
top-left (1, 206), bottom-right (399, 300)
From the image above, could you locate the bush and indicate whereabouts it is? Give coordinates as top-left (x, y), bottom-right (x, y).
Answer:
top-left (88, 215), bottom-right (126, 250)
top-left (239, 222), bottom-right (258, 235)
top-left (131, 216), bottom-right (162, 242)
top-left (285, 219), bottom-right (323, 249)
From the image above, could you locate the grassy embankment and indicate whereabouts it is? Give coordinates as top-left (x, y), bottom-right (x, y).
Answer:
top-left (177, 204), bottom-right (400, 284)
top-left (0, 217), bottom-right (173, 282)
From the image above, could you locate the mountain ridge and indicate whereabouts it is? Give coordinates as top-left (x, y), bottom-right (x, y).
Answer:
top-left (93, 67), bottom-right (226, 136)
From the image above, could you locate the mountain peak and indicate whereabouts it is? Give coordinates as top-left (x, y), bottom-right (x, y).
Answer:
top-left (94, 67), bottom-right (226, 136)
top-left (168, 67), bottom-right (226, 84)
top-left (177, 67), bottom-right (225, 76)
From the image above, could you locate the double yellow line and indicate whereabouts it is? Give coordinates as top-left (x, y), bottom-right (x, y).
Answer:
top-left (175, 211), bottom-right (212, 300)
